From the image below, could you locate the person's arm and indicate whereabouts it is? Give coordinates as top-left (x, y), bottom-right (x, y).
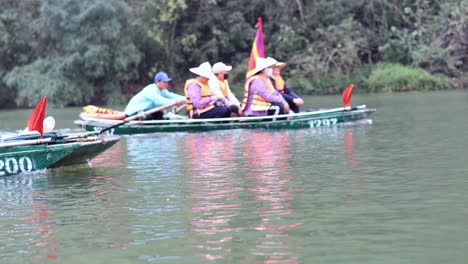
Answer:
top-left (280, 91), bottom-right (296, 102)
top-left (161, 89), bottom-right (186, 103)
top-left (252, 78), bottom-right (285, 104)
top-left (283, 84), bottom-right (300, 98)
top-left (187, 82), bottom-right (215, 109)
top-left (146, 88), bottom-right (178, 106)
top-left (282, 83), bottom-right (303, 106)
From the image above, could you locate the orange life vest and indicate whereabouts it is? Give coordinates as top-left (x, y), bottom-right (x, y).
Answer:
top-left (184, 79), bottom-right (214, 118)
top-left (272, 74), bottom-right (285, 93)
top-left (82, 105), bottom-right (121, 115)
top-left (241, 75), bottom-right (277, 112)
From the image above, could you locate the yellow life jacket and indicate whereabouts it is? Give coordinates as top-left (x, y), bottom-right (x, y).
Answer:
top-left (241, 75), bottom-right (276, 112)
top-left (184, 79), bottom-right (214, 118)
top-left (272, 74), bottom-right (285, 93)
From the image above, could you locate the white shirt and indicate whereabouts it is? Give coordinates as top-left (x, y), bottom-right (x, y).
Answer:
top-left (208, 78), bottom-right (240, 106)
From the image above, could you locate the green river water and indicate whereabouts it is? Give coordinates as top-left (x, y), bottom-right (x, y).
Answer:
top-left (0, 91), bottom-right (467, 263)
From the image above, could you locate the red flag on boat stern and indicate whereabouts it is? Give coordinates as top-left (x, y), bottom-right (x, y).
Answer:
top-left (27, 96), bottom-right (47, 135)
top-left (342, 84), bottom-right (354, 107)
top-left (246, 17), bottom-right (265, 78)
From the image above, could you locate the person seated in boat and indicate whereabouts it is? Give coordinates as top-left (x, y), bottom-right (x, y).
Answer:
top-left (124, 72), bottom-right (185, 120)
top-left (184, 62), bottom-right (236, 119)
top-left (208, 62), bottom-right (242, 116)
top-left (270, 60), bottom-right (304, 113)
top-left (241, 57), bottom-right (290, 117)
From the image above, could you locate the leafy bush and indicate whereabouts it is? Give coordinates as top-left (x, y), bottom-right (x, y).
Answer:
top-left (367, 64), bottom-right (454, 92)
top-left (286, 66), bottom-right (372, 95)
top-left (3, 59), bottom-right (95, 107)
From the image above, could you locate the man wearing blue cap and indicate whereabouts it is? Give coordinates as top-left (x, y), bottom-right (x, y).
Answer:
top-left (124, 72), bottom-right (186, 120)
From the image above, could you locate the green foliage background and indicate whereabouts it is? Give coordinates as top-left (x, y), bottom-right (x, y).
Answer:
top-left (0, 0), bottom-right (466, 108)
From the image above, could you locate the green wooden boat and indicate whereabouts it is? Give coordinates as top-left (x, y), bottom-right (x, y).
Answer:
top-left (74, 105), bottom-right (376, 135)
top-left (0, 133), bottom-right (120, 177)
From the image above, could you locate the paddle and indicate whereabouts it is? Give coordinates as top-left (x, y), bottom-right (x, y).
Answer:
top-left (99, 102), bottom-right (178, 134)
top-left (174, 104), bottom-right (187, 114)
top-left (0, 138), bottom-right (53, 148)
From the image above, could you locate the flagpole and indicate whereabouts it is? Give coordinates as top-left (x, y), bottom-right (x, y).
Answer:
top-left (246, 17), bottom-right (265, 78)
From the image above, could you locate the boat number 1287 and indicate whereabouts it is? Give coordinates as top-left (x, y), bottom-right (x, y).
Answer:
top-left (309, 118), bottom-right (338, 128)
top-left (0, 157), bottom-right (34, 176)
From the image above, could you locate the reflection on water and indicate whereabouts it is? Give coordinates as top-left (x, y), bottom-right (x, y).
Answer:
top-left (184, 131), bottom-right (303, 263)
top-left (185, 133), bottom-right (243, 261)
top-left (344, 129), bottom-right (356, 168)
top-left (26, 191), bottom-right (60, 260)
top-left (1, 91), bottom-right (468, 263)
top-left (242, 132), bottom-right (302, 264)
top-left (0, 140), bottom-right (130, 262)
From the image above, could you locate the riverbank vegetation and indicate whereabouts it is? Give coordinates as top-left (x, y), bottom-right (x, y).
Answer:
top-left (0, 0), bottom-right (466, 108)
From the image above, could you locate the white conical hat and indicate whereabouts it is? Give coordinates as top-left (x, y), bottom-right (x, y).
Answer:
top-left (251, 57), bottom-right (278, 75)
top-left (189, 62), bottom-right (217, 79)
top-left (275, 61), bottom-right (287, 69)
top-left (212, 62), bottom-right (233, 74)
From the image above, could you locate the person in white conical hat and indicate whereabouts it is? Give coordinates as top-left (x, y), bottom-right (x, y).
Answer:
top-left (208, 62), bottom-right (242, 116)
top-left (240, 57), bottom-right (290, 116)
top-left (270, 59), bottom-right (304, 113)
top-left (184, 62), bottom-right (232, 119)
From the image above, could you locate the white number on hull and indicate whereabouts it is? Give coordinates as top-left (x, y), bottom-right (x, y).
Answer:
top-left (309, 118), bottom-right (338, 128)
top-left (0, 157), bottom-right (34, 176)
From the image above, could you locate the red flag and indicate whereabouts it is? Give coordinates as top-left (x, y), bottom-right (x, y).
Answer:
top-left (246, 17), bottom-right (265, 78)
top-left (27, 96), bottom-right (47, 135)
top-left (342, 84), bottom-right (354, 107)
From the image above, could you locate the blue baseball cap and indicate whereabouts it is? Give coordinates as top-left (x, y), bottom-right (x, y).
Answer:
top-left (154, 72), bottom-right (172, 82)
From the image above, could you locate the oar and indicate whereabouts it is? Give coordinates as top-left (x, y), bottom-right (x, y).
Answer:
top-left (0, 138), bottom-right (53, 148)
top-left (99, 102), bottom-right (177, 134)
top-left (174, 103), bottom-right (187, 114)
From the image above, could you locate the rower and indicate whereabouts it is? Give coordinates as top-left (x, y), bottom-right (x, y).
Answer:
top-left (124, 72), bottom-right (185, 120)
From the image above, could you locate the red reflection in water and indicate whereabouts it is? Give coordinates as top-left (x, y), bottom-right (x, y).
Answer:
top-left (342, 129), bottom-right (359, 208)
top-left (344, 129), bottom-right (356, 168)
top-left (242, 133), bottom-right (302, 264)
top-left (185, 134), bottom-right (242, 261)
top-left (26, 191), bottom-right (60, 260)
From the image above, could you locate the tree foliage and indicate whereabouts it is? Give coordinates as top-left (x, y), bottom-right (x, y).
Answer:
top-left (0, 0), bottom-right (466, 108)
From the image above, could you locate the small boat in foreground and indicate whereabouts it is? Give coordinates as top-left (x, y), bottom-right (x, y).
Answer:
top-left (0, 96), bottom-right (120, 177)
top-left (0, 132), bottom-right (120, 177)
top-left (74, 105), bottom-right (376, 135)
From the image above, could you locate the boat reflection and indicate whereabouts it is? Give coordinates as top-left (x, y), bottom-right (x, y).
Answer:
top-left (184, 133), bottom-right (243, 261)
top-left (26, 191), bottom-right (60, 259)
top-left (0, 175), bottom-right (60, 260)
top-left (184, 131), bottom-right (302, 263)
top-left (0, 142), bottom-right (130, 260)
top-left (344, 129), bottom-right (356, 168)
top-left (242, 132), bottom-right (302, 264)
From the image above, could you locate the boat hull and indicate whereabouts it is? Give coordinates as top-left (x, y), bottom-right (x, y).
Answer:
top-left (0, 135), bottom-right (120, 176)
top-left (0, 143), bottom-right (79, 177)
top-left (50, 136), bottom-right (120, 168)
top-left (75, 106), bottom-right (376, 135)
